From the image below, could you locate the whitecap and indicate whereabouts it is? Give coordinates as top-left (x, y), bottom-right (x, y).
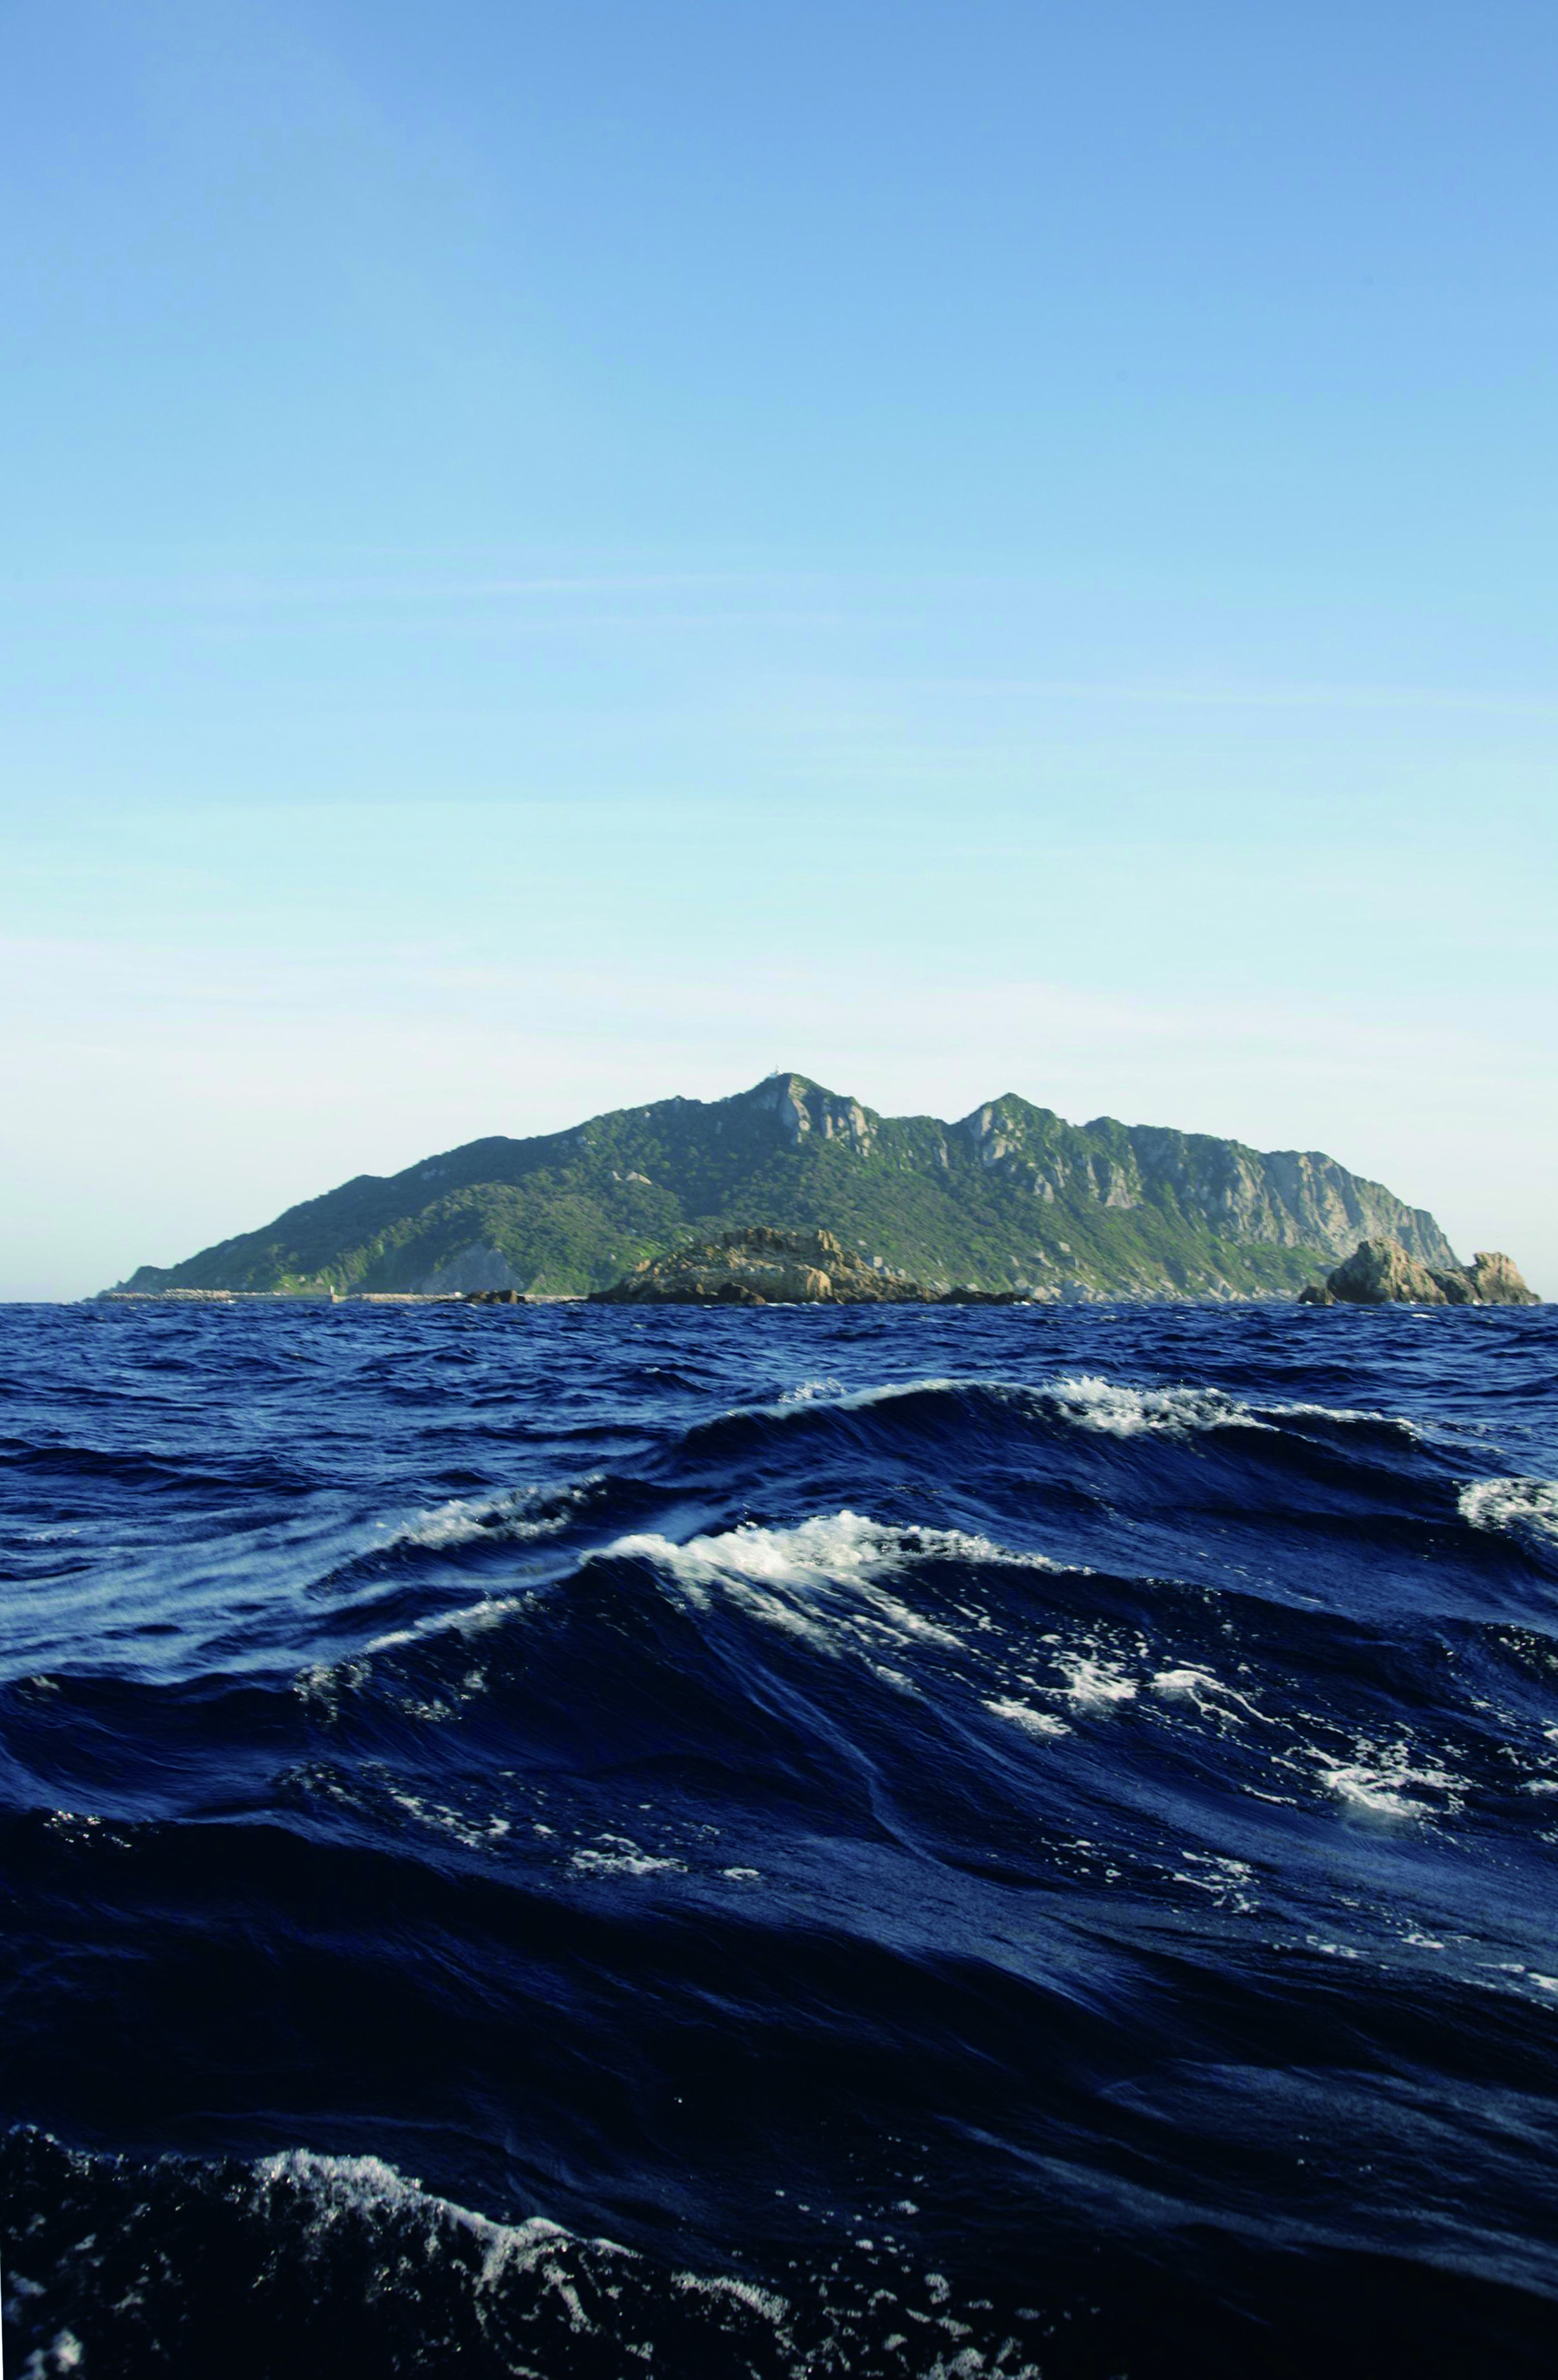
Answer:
top-left (569, 1847), bottom-right (685, 1879)
top-left (1263, 1398), bottom-right (1419, 1435)
top-left (726, 1375), bottom-right (962, 1424)
top-left (1055, 1654), bottom-right (1138, 1708)
top-left (1458, 1475), bottom-right (1558, 1545)
top-left (1317, 1751), bottom-right (1459, 1819)
top-left (605, 1512), bottom-right (985, 1656)
top-left (984, 1696), bottom-right (1071, 1739)
top-left (670, 2272), bottom-right (790, 2324)
top-left (1040, 1375), bottom-right (1267, 1440)
top-left (384, 1477), bottom-right (601, 1556)
top-left (1151, 1667), bottom-right (1268, 1725)
top-left (256, 2148), bottom-right (581, 2262)
top-left (364, 1588), bottom-right (537, 1656)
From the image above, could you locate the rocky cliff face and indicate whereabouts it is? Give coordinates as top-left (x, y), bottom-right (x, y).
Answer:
top-left (946, 1093), bottom-right (1455, 1267)
top-left (766, 1078), bottom-right (877, 1155)
top-left (118, 1071), bottom-right (1469, 1302)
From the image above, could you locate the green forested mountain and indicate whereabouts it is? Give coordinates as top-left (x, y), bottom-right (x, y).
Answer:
top-left (118, 1072), bottom-right (1458, 1300)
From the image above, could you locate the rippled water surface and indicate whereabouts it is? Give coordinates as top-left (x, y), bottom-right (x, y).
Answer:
top-left (2, 1297), bottom-right (1557, 2375)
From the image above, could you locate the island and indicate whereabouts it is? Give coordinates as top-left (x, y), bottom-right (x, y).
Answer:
top-left (110, 1071), bottom-right (1538, 1306)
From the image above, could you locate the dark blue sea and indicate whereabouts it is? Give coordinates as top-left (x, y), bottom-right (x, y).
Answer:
top-left (2, 1299), bottom-right (1557, 2376)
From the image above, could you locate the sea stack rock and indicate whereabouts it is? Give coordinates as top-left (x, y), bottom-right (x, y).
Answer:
top-left (1324, 1240), bottom-right (1450, 1304)
top-left (1298, 1239), bottom-right (1540, 1307)
top-left (1461, 1251), bottom-right (1540, 1304)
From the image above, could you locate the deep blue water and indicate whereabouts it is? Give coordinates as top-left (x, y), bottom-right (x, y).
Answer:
top-left (2, 1297), bottom-right (1557, 2376)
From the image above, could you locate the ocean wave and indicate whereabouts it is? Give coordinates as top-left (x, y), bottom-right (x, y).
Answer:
top-left (603, 1509), bottom-right (1064, 1662)
top-left (733, 1371), bottom-right (1269, 1439)
top-left (7, 1301), bottom-right (1558, 2376)
top-left (712, 1371), bottom-right (1445, 1469)
top-left (362, 1507), bottom-right (1036, 1670)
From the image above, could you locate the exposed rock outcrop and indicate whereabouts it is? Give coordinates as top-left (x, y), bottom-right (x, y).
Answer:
top-left (590, 1226), bottom-right (1024, 1306)
top-left (1311, 1240), bottom-right (1450, 1305)
top-left (420, 1245), bottom-right (528, 1295)
top-left (1460, 1251), bottom-right (1541, 1305)
top-left (591, 1226), bottom-right (886, 1304)
top-left (1298, 1240), bottom-right (1540, 1307)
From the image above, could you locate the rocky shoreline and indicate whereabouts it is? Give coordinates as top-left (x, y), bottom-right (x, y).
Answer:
top-left (94, 1229), bottom-right (1542, 1311)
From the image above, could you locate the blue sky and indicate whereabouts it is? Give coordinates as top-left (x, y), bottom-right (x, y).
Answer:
top-left (3, 0), bottom-right (1554, 1296)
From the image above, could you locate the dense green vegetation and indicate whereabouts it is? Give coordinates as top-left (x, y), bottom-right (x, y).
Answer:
top-left (119, 1073), bottom-right (1454, 1301)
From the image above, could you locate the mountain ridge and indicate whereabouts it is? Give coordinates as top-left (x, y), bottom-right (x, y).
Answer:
top-left (118, 1071), bottom-right (1459, 1301)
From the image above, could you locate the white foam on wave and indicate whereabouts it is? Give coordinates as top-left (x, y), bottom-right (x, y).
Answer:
top-left (670, 2270), bottom-right (791, 2324)
top-left (387, 1477), bottom-right (601, 1556)
top-left (248, 2147), bottom-right (815, 2355)
top-left (729, 1375), bottom-right (962, 1425)
top-left (384, 1789), bottom-right (512, 1853)
top-left (335, 1505), bottom-right (1055, 1698)
top-left (1152, 1667), bottom-right (1269, 1726)
top-left (570, 1841), bottom-right (686, 1878)
top-left (364, 1588), bottom-right (539, 1657)
top-left (1055, 1382), bottom-right (1431, 1443)
top-left (1265, 1398), bottom-right (1419, 1435)
top-left (1171, 1851), bottom-right (1257, 1912)
top-left (1055, 1653), bottom-right (1138, 1707)
top-left (253, 2149), bottom-right (605, 2297)
top-left (605, 1510), bottom-right (1055, 1661)
top-left (986, 1654), bottom-right (1276, 1742)
top-left (20, 2326), bottom-right (84, 2373)
top-left (1040, 1375), bottom-right (1267, 1440)
top-left (1317, 1749), bottom-right (1460, 1820)
top-left (984, 1695), bottom-right (1072, 1739)
top-left (1459, 1476), bottom-right (1558, 1545)
top-left (300, 1585), bottom-right (545, 1708)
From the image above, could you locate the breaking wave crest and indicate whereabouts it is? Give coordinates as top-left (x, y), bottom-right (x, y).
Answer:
top-left (1459, 1474), bottom-right (1558, 1546)
top-left (387, 1475), bottom-right (612, 1553)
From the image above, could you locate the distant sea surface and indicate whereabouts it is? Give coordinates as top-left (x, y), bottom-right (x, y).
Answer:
top-left (2, 1299), bottom-right (1557, 2376)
